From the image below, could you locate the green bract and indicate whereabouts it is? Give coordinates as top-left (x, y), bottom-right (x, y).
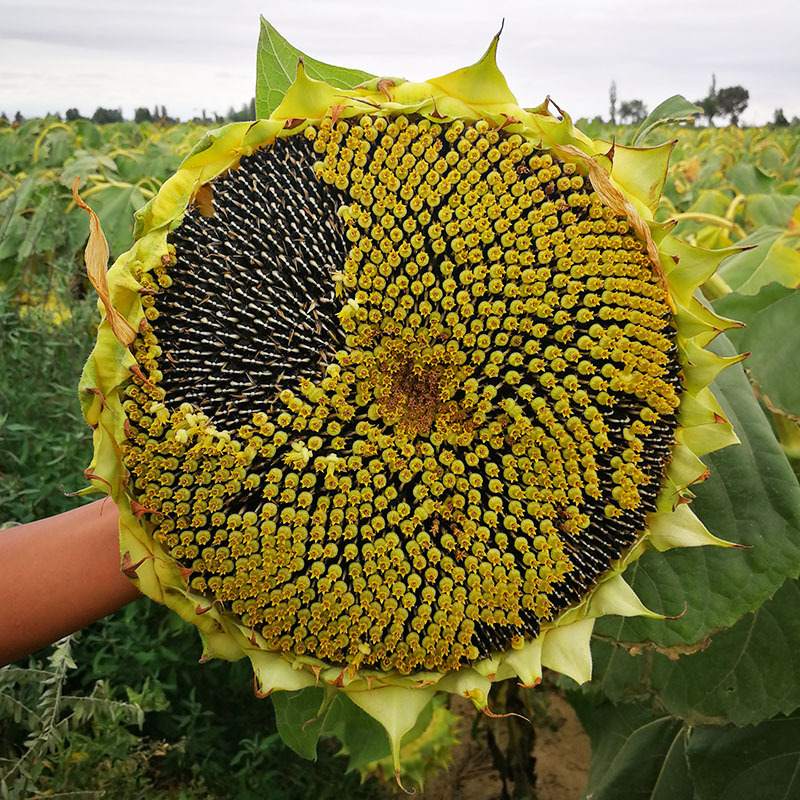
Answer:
top-left (78, 32), bottom-right (741, 780)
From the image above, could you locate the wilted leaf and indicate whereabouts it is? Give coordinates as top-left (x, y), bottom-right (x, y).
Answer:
top-left (72, 182), bottom-right (136, 346)
top-left (87, 183), bottom-right (147, 257)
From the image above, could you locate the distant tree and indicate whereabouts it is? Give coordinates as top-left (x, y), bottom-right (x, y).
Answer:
top-left (134, 106), bottom-right (153, 123)
top-left (224, 101), bottom-right (255, 123)
top-left (772, 108), bottom-right (789, 127)
top-left (152, 105), bottom-right (177, 124)
top-left (14, 111), bottom-right (24, 125)
top-left (695, 74), bottom-right (718, 126)
top-left (716, 85), bottom-right (749, 125)
top-left (609, 81), bottom-right (617, 125)
top-left (226, 104), bottom-right (243, 122)
top-left (0, 111), bottom-right (8, 125)
top-left (619, 99), bottom-right (648, 125)
top-left (65, 108), bottom-right (82, 121)
top-left (91, 106), bottom-right (124, 124)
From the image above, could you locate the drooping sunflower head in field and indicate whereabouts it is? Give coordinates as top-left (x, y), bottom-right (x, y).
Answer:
top-left (79, 31), bottom-right (741, 777)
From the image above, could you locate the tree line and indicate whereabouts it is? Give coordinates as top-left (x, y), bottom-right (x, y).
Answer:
top-left (0, 99), bottom-right (257, 126)
top-left (606, 78), bottom-right (796, 127)
top-left (2, 89), bottom-right (797, 129)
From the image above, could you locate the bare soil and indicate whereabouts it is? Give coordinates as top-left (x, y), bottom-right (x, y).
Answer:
top-left (413, 690), bottom-right (590, 800)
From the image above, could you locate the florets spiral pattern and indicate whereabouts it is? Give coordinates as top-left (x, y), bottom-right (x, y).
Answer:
top-left (121, 115), bottom-right (681, 675)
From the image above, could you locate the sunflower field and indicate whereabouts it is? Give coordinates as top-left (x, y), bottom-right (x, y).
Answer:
top-left (2, 27), bottom-right (800, 800)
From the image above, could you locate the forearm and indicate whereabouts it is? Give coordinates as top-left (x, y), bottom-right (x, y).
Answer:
top-left (0, 498), bottom-right (141, 666)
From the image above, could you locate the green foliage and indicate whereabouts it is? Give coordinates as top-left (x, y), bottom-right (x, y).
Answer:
top-left (687, 710), bottom-right (800, 800)
top-left (571, 694), bottom-right (800, 800)
top-left (0, 289), bottom-right (96, 523)
top-left (255, 17), bottom-right (375, 120)
top-left (0, 117), bottom-right (212, 288)
top-left (570, 695), bottom-right (690, 800)
top-left (0, 635), bottom-right (171, 800)
top-left (630, 95), bottom-right (702, 146)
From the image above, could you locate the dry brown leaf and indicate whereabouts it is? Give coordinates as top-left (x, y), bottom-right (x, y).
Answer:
top-left (72, 179), bottom-right (137, 346)
top-left (195, 183), bottom-right (215, 217)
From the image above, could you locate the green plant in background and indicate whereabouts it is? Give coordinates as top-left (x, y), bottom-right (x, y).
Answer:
top-left (1, 18), bottom-right (800, 800)
top-left (0, 634), bottom-right (164, 800)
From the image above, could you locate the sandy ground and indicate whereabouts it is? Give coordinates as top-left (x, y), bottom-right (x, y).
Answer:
top-left (411, 690), bottom-right (590, 800)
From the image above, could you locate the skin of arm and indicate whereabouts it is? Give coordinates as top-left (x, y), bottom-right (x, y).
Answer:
top-left (0, 499), bottom-right (140, 666)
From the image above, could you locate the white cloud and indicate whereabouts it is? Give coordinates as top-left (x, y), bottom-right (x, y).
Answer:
top-left (1, 0), bottom-right (797, 123)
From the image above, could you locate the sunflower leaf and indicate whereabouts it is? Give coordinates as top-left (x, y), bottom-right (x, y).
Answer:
top-left (255, 17), bottom-right (375, 120)
top-left (718, 285), bottom-right (800, 418)
top-left (567, 695), bottom-right (691, 800)
top-left (687, 710), bottom-right (800, 800)
top-left (271, 687), bottom-right (326, 760)
top-left (631, 95), bottom-right (702, 146)
top-left (647, 578), bottom-right (800, 725)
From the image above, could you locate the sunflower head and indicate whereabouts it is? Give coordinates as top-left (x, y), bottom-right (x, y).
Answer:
top-left (78, 29), bottom-right (742, 780)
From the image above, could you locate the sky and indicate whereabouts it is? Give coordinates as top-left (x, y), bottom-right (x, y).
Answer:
top-left (1, 0), bottom-right (798, 126)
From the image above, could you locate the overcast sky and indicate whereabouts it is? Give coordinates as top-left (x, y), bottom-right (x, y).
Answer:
top-left (2, 0), bottom-right (798, 125)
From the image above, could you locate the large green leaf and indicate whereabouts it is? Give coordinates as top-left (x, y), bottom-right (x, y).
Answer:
top-left (717, 227), bottom-right (800, 294)
top-left (594, 334), bottom-right (800, 648)
top-left (17, 188), bottom-right (55, 263)
top-left (719, 287), bottom-right (800, 418)
top-left (271, 687), bottom-right (327, 760)
top-left (757, 145), bottom-right (787, 176)
top-left (645, 579), bottom-right (800, 725)
top-left (631, 96), bottom-right (702, 147)
top-left (89, 184), bottom-right (147, 257)
top-left (255, 17), bottom-right (375, 120)
top-left (745, 193), bottom-right (800, 229)
top-left (687, 710), bottom-right (800, 800)
top-left (572, 699), bottom-right (800, 800)
top-left (726, 161), bottom-right (775, 196)
top-left (569, 696), bottom-right (690, 800)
